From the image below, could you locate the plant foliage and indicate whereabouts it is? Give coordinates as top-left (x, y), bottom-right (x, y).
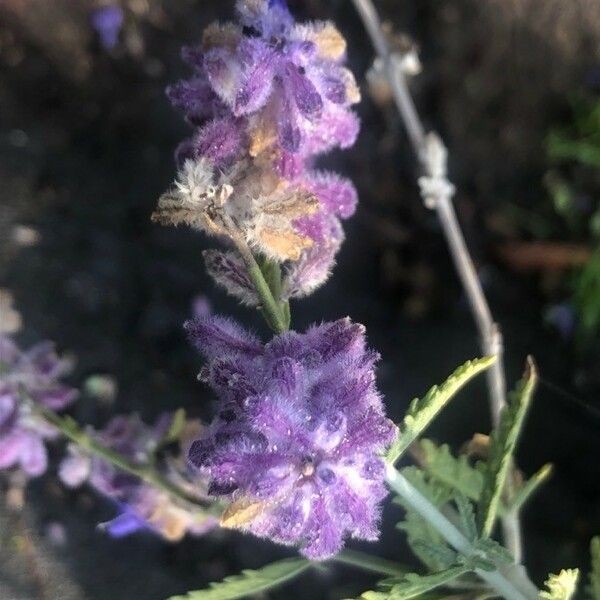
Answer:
top-left (387, 357), bottom-right (495, 465)
top-left (478, 358), bottom-right (537, 537)
top-left (541, 570), bottom-right (580, 600)
top-left (167, 558), bottom-right (311, 600)
top-left (357, 566), bottom-right (471, 600)
top-left (589, 537), bottom-right (600, 600)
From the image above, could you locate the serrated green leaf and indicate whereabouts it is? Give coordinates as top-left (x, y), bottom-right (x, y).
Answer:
top-left (418, 440), bottom-right (483, 502)
top-left (473, 538), bottom-right (513, 565)
top-left (167, 558), bottom-right (311, 600)
top-left (410, 540), bottom-right (458, 571)
top-left (478, 358), bottom-right (537, 538)
top-left (508, 463), bottom-right (553, 513)
top-left (387, 357), bottom-right (495, 465)
top-left (455, 494), bottom-right (478, 541)
top-left (358, 566), bottom-right (471, 600)
top-left (458, 554), bottom-right (495, 573)
top-left (589, 537), bottom-right (600, 600)
top-left (541, 569), bottom-right (580, 600)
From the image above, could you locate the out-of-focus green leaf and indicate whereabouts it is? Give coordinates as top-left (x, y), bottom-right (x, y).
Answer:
top-left (589, 537), bottom-right (600, 600)
top-left (167, 558), bottom-right (311, 600)
top-left (357, 566), bottom-right (471, 600)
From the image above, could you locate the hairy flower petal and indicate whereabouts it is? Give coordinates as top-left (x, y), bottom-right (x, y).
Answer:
top-left (185, 315), bottom-right (263, 360)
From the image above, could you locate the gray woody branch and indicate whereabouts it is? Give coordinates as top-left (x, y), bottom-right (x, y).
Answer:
top-left (351, 0), bottom-right (522, 562)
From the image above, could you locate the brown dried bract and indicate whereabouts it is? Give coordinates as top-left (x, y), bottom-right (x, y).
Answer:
top-left (305, 23), bottom-right (347, 61)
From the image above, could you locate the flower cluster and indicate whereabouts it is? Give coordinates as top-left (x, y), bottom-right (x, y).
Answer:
top-left (155, 0), bottom-right (360, 300)
top-left (0, 336), bottom-right (78, 477)
top-left (60, 414), bottom-right (218, 541)
top-left (185, 315), bottom-right (396, 559)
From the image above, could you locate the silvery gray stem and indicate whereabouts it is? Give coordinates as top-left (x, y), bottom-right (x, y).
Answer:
top-left (386, 467), bottom-right (539, 600)
top-left (351, 0), bottom-right (522, 562)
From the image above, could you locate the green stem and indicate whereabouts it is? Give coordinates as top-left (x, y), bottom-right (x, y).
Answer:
top-left (33, 402), bottom-right (210, 510)
top-left (332, 549), bottom-right (407, 577)
top-left (229, 235), bottom-right (289, 334)
top-left (386, 466), bottom-right (539, 600)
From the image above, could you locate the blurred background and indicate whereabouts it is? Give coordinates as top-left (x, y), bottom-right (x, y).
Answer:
top-left (1, 0), bottom-right (599, 598)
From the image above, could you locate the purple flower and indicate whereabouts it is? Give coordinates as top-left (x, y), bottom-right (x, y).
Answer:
top-left (203, 249), bottom-right (260, 307)
top-left (186, 316), bottom-right (396, 559)
top-left (167, 0), bottom-right (360, 169)
top-left (161, 0), bottom-right (362, 299)
top-left (0, 336), bottom-right (78, 477)
top-left (90, 5), bottom-right (124, 51)
top-left (59, 413), bottom-right (217, 541)
top-left (282, 217), bottom-right (344, 299)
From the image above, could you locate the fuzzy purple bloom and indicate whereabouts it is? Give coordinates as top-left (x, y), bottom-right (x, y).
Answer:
top-left (163, 0), bottom-right (362, 298)
top-left (170, 0), bottom-right (359, 166)
top-left (0, 336), bottom-right (78, 477)
top-left (59, 413), bottom-right (217, 541)
top-left (186, 316), bottom-right (396, 559)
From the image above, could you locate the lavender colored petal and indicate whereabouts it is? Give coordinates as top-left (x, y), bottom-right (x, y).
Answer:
top-left (181, 44), bottom-right (204, 69)
top-left (301, 496), bottom-right (344, 559)
top-left (166, 78), bottom-right (222, 124)
top-left (0, 392), bottom-right (17, 431)
top-left (32, 385), bottom-right (78, 410)
top-left (25, 341), bottom-right (64, 379)
top-left (0, 336), bottom-right (19, 365)
top-left (208, 357), bottom-right (258, 403)
top-left (306, 318), bottom-right (366, 362)
top-left (90, 6), bottom-right (124, 50)
top-left (19, 431), bottom-right (48, 477)
top-left (203, 249), bottom-right (259, 307)
top-left (59, 451), bottom-right (92, 488)
top-left (307, 171), bottom-right (358, 219)
top-left (320, 74), bottom-right (347, 104)
top-left (204, 48), bottom-right (243, 109)
top-left (282, 61), bottom-right (323, 119)
top-left (306, 106), bottom-right (360, 155)
top-left (233, 39), bottom-right (275, 116)
top-left (104, 511), bottom-right (147, 538)
top-left (277, 97), bottom-right (302, 153)
top-left (185, 315), bottom-right (263, 360)
top-left (0, 429), bottom-right (24, 469)
top-left (282, 236), bottom-right (340, 299)
top-left (192, 117), bottom-right (244, 166)
top-left (274, 150), bottom-right (304, 179)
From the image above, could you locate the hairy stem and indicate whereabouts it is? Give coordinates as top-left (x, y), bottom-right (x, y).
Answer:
top-left (228, 229), bottom-right (289, 334)
top-left (351, 0), bottom-right (521, 562)
top-left (386, 467), bottom-right (539, 600)
top-left (332, 549), bottom-right (407, 577)
top-left (32, 401), bottom-right (212, 511)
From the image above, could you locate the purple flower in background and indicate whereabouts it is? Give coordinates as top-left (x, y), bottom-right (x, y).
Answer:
top-left (186, 316), bottom-right (396, 559)
top-left (91, 5), bottom-right (124, 51)
top-left (59, 414), bottom-right (217, 541)
top-left (0, 336), bottom-right (77, 477)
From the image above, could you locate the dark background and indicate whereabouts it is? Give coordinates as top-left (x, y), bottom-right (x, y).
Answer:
top-left (1, 0), bottom-right (599, 598)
